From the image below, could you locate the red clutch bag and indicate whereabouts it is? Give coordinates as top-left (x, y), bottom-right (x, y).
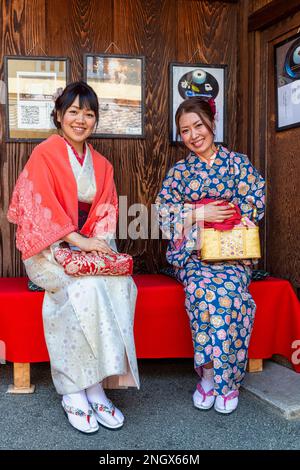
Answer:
top-left (54, 247), bottom-right (133, 276)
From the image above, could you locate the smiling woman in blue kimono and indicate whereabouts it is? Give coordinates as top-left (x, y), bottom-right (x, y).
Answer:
top-left (156, 97), bottom-right (265, 414)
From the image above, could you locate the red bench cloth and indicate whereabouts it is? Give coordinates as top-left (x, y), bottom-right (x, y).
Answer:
top-left (248, 277), bottom-right (300, 369)
top-left (0, 275), bottom-right (299, 372)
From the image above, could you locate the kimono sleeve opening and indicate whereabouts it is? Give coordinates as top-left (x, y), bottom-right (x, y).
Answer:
top-left (155, 165), bottom-right (200, 268)
top-left (233, 154), bottom-right (265, 222)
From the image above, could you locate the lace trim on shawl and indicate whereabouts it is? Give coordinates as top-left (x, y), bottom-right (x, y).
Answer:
top-left (7, 168), bottom-right (76, 260)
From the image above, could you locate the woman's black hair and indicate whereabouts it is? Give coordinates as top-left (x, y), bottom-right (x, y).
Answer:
top-left (51, 81), bottom-right (99, 129)
top-left (175, 97), bottom-right (215, 141)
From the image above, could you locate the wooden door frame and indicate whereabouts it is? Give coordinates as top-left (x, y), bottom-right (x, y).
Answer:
top-left (246, 1), bottom-right (300, 270)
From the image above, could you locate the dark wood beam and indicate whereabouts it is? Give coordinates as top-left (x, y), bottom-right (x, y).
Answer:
top-left (248, 0), bottom-right (300, 32)
top-left (188, 0), bottom-right (238, 3)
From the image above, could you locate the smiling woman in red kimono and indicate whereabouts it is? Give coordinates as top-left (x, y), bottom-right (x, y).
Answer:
top-left (156, 97), bottom-right (265, 414)
top-left (8, 81), bottom-right (139, 434)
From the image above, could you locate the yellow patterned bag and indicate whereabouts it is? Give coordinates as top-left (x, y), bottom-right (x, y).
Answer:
top-left (199, 225), bottom-right (261, 262)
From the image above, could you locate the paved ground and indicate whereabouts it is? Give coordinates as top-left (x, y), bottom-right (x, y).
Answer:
top-left (243, 361), bottom-right (300, 419)
top-left (0, 359), bottom-right (300, 451)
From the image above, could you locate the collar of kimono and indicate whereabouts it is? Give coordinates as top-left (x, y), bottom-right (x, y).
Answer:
top-left (63, 137), bottom-right (87, 166)
top-left (7, 134), bottom-right (118, 260)
top-left (186, 145), bottom-right (233, 171)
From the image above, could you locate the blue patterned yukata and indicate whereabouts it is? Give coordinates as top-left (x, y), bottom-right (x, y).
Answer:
top-left (156, 145), bottom-right (265, 396)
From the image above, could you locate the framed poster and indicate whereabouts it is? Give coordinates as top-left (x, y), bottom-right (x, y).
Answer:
top-left (4, 56), bottom-right (70, 142)
top-left (275, 33), bottom-right (300, 131)
top-left (169, 63), bottom-right (227, 144)
top-left (84, 53), bottom-right (145, 138)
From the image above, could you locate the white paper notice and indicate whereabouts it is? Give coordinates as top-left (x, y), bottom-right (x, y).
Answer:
top-left (278, 79), bottom-right (300, 128)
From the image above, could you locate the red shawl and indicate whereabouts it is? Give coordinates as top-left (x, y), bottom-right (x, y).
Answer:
top-left (194, 198), bottom-right (242, 230)
top-left (7, 135), bottom-right (118, 260)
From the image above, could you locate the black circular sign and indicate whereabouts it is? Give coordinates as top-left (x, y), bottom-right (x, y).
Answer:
top-left (284, 38), bottom-right (300, 80)
top-left (178, 69), bottom-right (219, 100)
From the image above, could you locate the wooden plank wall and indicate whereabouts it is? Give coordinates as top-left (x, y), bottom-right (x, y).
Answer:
top-left (248, 0), bottom-right (273, 14)
top-left (0, 0), bottom-right (240, 276)
top-left (242, 0), bottom-right (300, 290)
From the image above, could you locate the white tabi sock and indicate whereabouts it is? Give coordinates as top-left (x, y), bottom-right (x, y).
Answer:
top-left (86, 382), bottom-right (124, 423)
top-left (193, 367), bottom-right (215, 409)
top-left (201, 367), bottom-right (214, 392)
top-left (63, 390), bottom-right (89, 412)
top-left (85, 382), bottom-right (110, 405)
top-left (215, 389), bottom-right (239, 414)
top-left (62, 390), bottom-right (98, 430)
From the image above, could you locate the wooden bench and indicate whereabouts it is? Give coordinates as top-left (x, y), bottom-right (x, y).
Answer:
top-left (1, 275), bottom-right (299, 393)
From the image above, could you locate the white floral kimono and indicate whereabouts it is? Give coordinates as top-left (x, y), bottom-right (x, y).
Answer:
top-left (24, 144), bottom-right (140, 395)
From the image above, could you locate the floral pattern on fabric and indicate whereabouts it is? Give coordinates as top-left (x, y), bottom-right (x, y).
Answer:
top-left (7, 134), bottom-right (119, 259)
top-left (156, 145), bottom-right (265, 396)
top-left (156, 146), bottom-right (265, 268)
top-left (61, 401), bottom-right (93, 419)
top-left (7, 168), bottom-right (75, 258)
top-left (91, 400), bottom-right (115, 416)
top-left (22, 139), bottom-right (140, 394)
top-left (176, 257), bottom-right (255, 395)
top-left (54, 247), bottom-right (133, 276)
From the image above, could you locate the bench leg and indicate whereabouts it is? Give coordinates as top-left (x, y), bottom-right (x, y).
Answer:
top-left (102, 376), bottom-right (128, 389)
top-left (7, 363), bottom-right (35, 394)
top-left (247, 358), bottom-right (263, 373)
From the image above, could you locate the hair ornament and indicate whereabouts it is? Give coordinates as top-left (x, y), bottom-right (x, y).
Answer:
top-left (52, 87), bottom-right (64, 102)
top-left (207, 98), bottom-right (216, 117)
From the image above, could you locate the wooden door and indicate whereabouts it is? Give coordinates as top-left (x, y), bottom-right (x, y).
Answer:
top-left (248, 10), bottom-right (300, 289)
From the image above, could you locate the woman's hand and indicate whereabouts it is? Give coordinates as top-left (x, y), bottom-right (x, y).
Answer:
top-left (79, 237), bottom-right (114, 254)
top-left (194, 200), bottom-right (236, 223)
top-left (62, 232), bottom-right (115, 254)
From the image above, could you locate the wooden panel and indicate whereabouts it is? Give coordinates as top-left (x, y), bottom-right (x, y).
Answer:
top-left (236, 0), bottom-right (249, 154)
top-left (46, 0), bottom-right (113, 80)
top-left (7, 363), bottom-right (35, 394)
top-left (245, 8), bottom-right (300, 287)
top-left (1, 0), bottom-right (240, 276)
top-left (265, 18), bottom-right (300, 288)
top-left (46, 0), bottom-right (114, 158)
top-left (0, 0), bottom-right (46, 276)
top-left (113, 0), bottom-right (178, 272)
top-left (247, 358), bottom-right (263, 372)
top-left (248, 0), bottom-right (273, 14)
top-left (248, 0), bottom-right (300, 32)
top-left (177, 0), bottom-right (238, 150)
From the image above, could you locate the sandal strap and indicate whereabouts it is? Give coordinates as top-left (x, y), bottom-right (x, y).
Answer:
top-left (62, 401), bottom-right (93, 421)
top-left (196, 383), bottom-right (214, 402)
top-left (223, 390), bottom-right (239, 408)
top-left (91, 400), bottom-right (115, 417)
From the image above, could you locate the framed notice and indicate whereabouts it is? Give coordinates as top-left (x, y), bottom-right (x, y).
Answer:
top-left (4, 56), bottom-right (69, 141)
top-left (275, 33), bottom-right (300, 131)
top-left (84, 53), bottom-right (145, 138)
top-left (169, 62), bottom-right (227, 144)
